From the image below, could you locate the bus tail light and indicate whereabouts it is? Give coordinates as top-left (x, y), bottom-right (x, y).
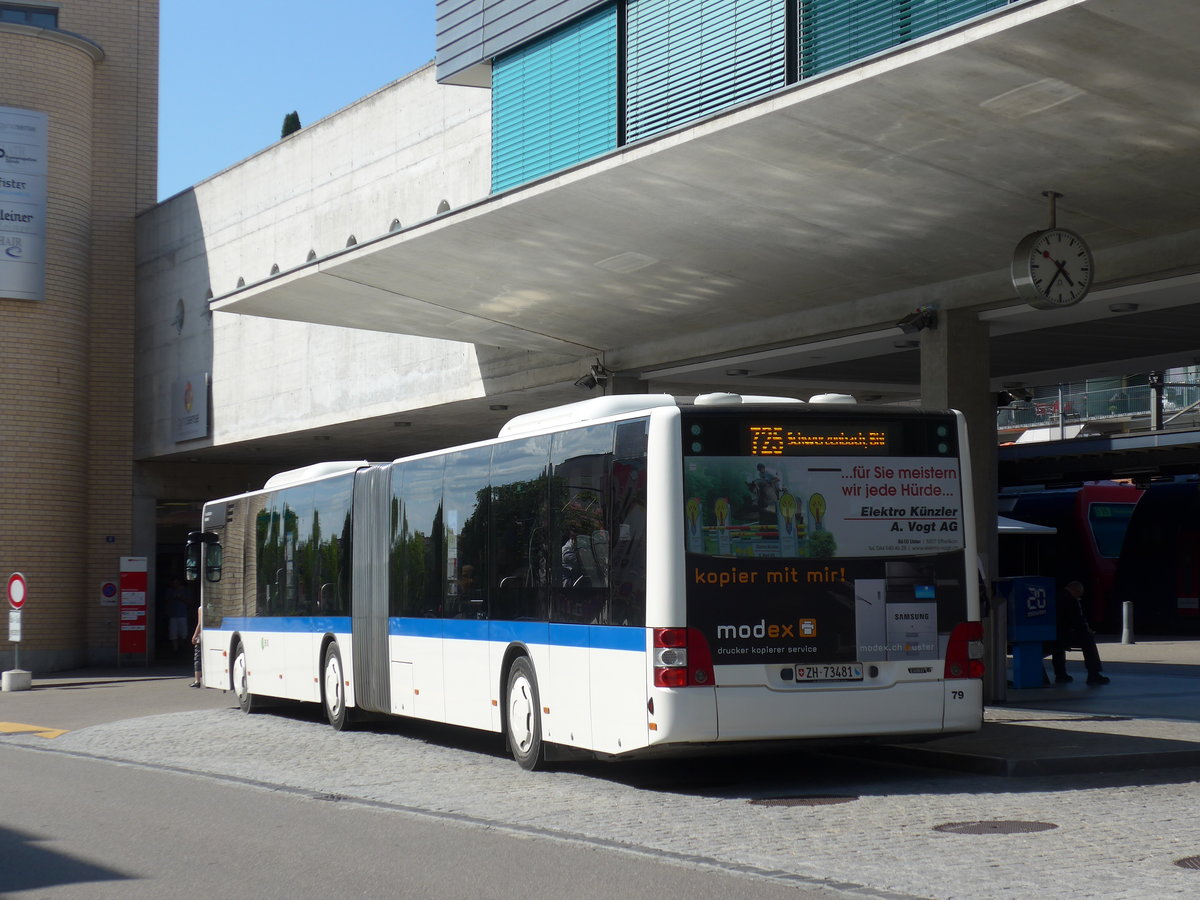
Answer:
top-left (653, 627), bottom-right (716, 688)
top-left (944, 621), bottom-right (985, 679)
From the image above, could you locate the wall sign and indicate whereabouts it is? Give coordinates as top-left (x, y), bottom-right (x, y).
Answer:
top-left (119, 557), bottom-right (148, 656)
top-left (0, 106), bottom-right (48, 301)
top-left (172, 372), bottom-right (210, 442)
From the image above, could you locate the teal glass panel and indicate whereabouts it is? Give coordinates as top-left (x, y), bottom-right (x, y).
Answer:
top-left (626, 0), bottom-right (787, 143)
top-left (799, 0), bottom-right (1009, 79)
top-left (492, 5), bottom-right (619, 193)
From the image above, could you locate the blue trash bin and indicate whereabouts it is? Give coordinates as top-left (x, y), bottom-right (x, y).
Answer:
top-left (996, 576), bottom-right (1056, 688)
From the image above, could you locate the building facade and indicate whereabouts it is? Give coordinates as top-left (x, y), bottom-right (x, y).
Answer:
top-left (5, 0), bottom-right (1200, 675)
top-left (1, 1), bottom-right (157, 670)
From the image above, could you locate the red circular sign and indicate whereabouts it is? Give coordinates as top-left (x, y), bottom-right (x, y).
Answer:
top-left (7, 572), bottom-right (27, 609)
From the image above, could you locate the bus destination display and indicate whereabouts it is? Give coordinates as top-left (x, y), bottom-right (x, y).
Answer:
top-left (747, 424), bottom-right (888, 456)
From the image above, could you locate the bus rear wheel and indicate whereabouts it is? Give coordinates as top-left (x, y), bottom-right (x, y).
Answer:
top-left (506, 657), bottom-right (545, 770)
top-left (232, 642), bottom-right (257, 714)
top-left (323, 643), bottom-right (350, 731)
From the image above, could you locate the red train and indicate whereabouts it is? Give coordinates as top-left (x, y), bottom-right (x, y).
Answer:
top-left (998, 484), bottom-right (1143, 633)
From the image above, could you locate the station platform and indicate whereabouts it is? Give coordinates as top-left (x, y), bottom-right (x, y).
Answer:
top-left (871, 637), bottom-right (1200, 776)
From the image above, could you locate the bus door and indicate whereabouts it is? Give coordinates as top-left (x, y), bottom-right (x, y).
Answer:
top-left (351, 465), bottom-right (391, 714)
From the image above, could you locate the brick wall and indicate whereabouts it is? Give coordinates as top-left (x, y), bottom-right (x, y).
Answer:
top-left (0, 1), bottom-right (158, 670)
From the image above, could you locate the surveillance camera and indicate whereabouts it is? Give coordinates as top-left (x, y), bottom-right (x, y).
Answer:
top-left (895, 308), bottom-right (936, 333)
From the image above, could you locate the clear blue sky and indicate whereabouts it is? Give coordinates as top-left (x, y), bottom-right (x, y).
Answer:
top-left (158, 1), bottom-right (436, 200)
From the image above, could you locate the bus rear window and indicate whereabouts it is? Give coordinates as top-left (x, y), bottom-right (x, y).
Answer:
top-left (682, 412), bottom-right (963, 560)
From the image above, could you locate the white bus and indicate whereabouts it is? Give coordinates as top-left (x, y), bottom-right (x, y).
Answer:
top-left (187, 393), bottom-right (983, 769)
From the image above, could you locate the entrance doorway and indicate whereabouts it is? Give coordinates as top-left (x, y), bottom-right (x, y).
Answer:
top-left (156, 500), bottom-right (204, 663)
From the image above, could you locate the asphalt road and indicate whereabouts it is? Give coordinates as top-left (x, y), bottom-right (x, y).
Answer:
top-left (1, 670), bottom-right (866, 899)
top-left (0, 744), bottom-right (862, 900)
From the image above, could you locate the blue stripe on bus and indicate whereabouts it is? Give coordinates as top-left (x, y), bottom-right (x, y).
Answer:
top-left (443, 619), bottom-right (490, 641)
top-left (594, 626), bottom-right (646, 652)
top-left (217, 616), bottom-right (351, 633)
top-left (482, 620), bottom-right (549, 646)
top-left (391, 617), bottom-right (644, 652)
top-left (215, 616), bottom-right (643, 652)
top-left (550, 623), bottom-right (589, 648)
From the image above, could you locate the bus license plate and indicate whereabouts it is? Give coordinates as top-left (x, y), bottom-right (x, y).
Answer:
top-left (795, 663), bottom-right (864, 682)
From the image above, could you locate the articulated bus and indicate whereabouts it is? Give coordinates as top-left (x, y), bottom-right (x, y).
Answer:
top-left (186, 393), bottom-right (983, 769)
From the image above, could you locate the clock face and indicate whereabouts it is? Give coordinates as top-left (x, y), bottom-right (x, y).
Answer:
top-left (1012, 228), bottom-right (1094, 309)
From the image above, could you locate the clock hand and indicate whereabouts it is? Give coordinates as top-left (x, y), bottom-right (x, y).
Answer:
top-left (1052, 257), bottom-right (1075, 287)
top-left (1040, 250), bottom-right (1075, 291)
top-left (1043, 252), bottom-right (1064, 290)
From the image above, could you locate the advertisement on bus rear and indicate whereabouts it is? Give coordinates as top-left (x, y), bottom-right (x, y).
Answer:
top-left (686, 550), bottom-right (967, 664)
top-left (684, 456), bottom-right (963, 559)
top-left (682, 452), bottom-right (967, 665)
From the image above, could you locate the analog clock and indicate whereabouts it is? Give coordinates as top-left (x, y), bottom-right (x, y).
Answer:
top-left (1011, 228), bottom-right (1094, 309)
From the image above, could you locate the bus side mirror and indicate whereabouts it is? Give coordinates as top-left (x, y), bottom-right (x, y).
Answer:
top-left (204, 543), bottom-right (223, 582)
top-left (186, 531), bottom-right (222, 583)
top-left (185, 543), bottom-right (201, 582)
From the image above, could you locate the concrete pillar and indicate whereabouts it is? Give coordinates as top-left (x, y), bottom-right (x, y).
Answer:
top-left (2, 670), bottom-right (32, 692)
top-left (919, 308), bottom-right (1003, 703)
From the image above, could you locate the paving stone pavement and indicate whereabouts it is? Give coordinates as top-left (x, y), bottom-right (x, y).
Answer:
top-left (3, 639), bottom-right (1199, 899)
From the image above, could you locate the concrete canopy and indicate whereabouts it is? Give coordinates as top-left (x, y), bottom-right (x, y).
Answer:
top-left (211, 0), bottom-right (1200, 403)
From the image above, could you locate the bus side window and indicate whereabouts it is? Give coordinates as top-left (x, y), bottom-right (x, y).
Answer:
top-left (549, 424), bottom-right (614, 625)
top-left (388, 464), bottom-right (406, 618)
top-left (443, 447), bottom-right (491, 619)
top-left (490, 435), bottom-right (551, 621)
top-left (311, 475), bottom-right (353, 617)
top-left (611, 421), bottom-right (648, 627)
top-left (253, 494), bottom-right (278, 617)
top-left (394, 456), bottom-right (445, 618)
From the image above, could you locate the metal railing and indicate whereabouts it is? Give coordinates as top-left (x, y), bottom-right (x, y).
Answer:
top-left (997, 382), bottom-right (1200, 435)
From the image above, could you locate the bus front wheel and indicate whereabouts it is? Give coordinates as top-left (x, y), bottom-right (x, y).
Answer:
top-left (506, 657), bottom-right (545, 771)
top-left (323, 643), bottom-right (350, 731)
top-left (232, 642), bottom-right (257, 714)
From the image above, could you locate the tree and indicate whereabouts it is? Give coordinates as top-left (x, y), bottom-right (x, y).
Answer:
top-left (281, 110), bottom-right (301, 138)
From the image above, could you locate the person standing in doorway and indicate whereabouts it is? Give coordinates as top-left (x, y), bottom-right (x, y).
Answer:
top-left (189, 606), bottom-right (203, 688)
top-left (166, 577), bottom-right (188, 653)
top-left (1052, 580), bottom-right (1109, 685)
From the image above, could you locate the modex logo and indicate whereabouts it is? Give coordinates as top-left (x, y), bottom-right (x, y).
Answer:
top-left (717, 617), bottom-right (818, 640)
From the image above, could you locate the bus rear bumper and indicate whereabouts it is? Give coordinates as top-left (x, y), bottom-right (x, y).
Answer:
top-left (649, 679), bottom-right (981, 746)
